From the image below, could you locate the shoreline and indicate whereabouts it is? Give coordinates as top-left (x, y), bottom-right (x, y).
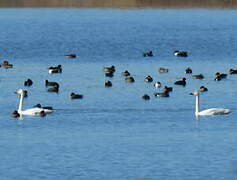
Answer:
top-left (0, 0), bottom-right (237, 8)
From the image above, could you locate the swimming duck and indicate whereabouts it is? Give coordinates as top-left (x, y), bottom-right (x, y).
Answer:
top-left (33, 104), bottom-right (53, 110)
top-left (45, 80), bottom-right (59, 87)
top-left (105, 71), bottom-right (114, 77)
top-left (1, 60), bottom-right (13, 68)
top-left (70, 92), bottom-right (83, 99)
top-left (143, 51), bottom-right (153, 57)
top-left (159, 67), bottom-right (169, 73)
top-left (199, 86), bottom-right (208, 92)
top-left (163, 86), bottom-right (173, 92)
top-left (215, 72), bottom-right (227, 79)
top-left (214, 74), bottom-right (222, 81)
top-left (185, 67), bottom-right (192, 74)
top-left (125, 76), bottom-right (135, 83)
top-left (24, 79), bottom-right (33, 86)
top-left (47, 84), bottom-right (59, 93)
top-left (174, 51), bottom-right (188, 57)
top-left (229, 69), bottom-right (237, 74)
top-left (48, 65), bottom-right (62, 74)
top-left (65, 54), bottom-right (76, 58)
top-left (174, 78), bottom-right (186, 86)
top-left (144, 75), bottom-right (153, 82)
top-left (192, 74), bottom-right (204, 79)
top-left (154, 89), bottom-right (169, 97)
top-left (122, 70), bottom-right (130, 76)
top-left (154, 82), bottom-right (161, 88)
top-left (11, 110), bottom-right (20, 118)
top-left (142, 94), bottom-right (150, 100)
top-left (105, 81), bottom-right (112, 87)
top-left (103, 66), bottom-right (115, 73)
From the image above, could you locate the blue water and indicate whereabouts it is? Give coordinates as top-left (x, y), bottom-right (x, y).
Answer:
top-left (1, 8), bottom-right (237, 180)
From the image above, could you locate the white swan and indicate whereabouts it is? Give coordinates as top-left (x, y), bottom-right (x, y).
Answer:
top-left (190, 91), bottom-right (230, 116)
top-left (15, 89), bottom-right (53, 116)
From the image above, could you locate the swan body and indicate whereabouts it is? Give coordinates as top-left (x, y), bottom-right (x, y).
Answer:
top-left (15, 89), bottom-right (53, 116)
top-left (191, 91), bottom-right (230, 116)
top-left (197, 108), bottom-right (230, 116)
top-left (19, 107), bottom-right (53, 116)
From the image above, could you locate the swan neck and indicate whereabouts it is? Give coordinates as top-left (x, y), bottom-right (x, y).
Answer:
top-left (195, 93), bottom-right (200, 116)
top-left (18, 93), bottom-right (24, 113)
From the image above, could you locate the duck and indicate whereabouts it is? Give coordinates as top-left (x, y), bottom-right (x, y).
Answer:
top-left (122, 70), bottom-right (130, 77)
top-left (14, 89), bottom-right (53, 116)
top-left (185, 67), bottom-right (192, 74)
top-left (11, 110), bottom-right (20, 118)
top-left (105, 71), bottom-right (114, 78)
top-left (190, 91), bottom-right (230, 116)
top-left (45, 80), bottom-right (59, 87)
top-left (23, 90), bottom-right (28, 98)
top-left (103, 66), bottom-right (115, 73)
top-left (215, 72), bottom-right (227, 79)
top-left (1, 60), bottom-right (13, 68)
top-left (70, 92), bottom-right (83, 99)
top-left (229, 69), bottom-right (237, 74)
top-left (49, 68), bottom-right (62, 74)
top-left (143, 51), bottom-right (153, 57)
top-left (192, 74), bottom-right (204, 79)
top-left (174, 78), bottom-right (186, 86)
top-left (159, 67), bottom-right (169, 73)
top-left (33, 104), bottom-right (53, 111)
top-left (24, 79), bottom-right (33, 86)
top-left (125, 76), bottom-right (135, 83)
top-left (47, 84), bottom-right (59, 93)
top-left (174, 51), bottom-right (188, 57)
top-left (163, 86), bottom-right (173, 92)
top-left (214, 74), bottom-right (222, 81)
top-left (144, 75), bottom-right (153, 82)
top-left (154, 90), bottom-right (169, 97)
top-left (48, 65), bottom-right (62, 74)
top-left (199, 86), bottom-right (208, 92)
top-left (142, 94), bottom-right (150, 100)
top-left (105, 81), bottom-right (112, 87)
top-left (65, 54), bottom-right (76, 58)
top-left (154, 82), bottom-right (161, 88)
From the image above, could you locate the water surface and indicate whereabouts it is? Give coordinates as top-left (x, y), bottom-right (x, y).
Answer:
top-left (0, 9), bottom-right (237, 180)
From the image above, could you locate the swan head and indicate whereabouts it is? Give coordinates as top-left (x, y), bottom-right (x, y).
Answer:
top-left (15, 89), bottom-right (27, 96)
top-left (190, 91), bottom-right (199, 96)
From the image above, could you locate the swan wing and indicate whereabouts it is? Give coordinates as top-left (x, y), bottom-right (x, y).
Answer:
top-left (199, 108), bottom-right (230, 116)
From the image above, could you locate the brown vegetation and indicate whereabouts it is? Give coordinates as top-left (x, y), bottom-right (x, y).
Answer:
top-left (0, 0), bottom-right (237, 8)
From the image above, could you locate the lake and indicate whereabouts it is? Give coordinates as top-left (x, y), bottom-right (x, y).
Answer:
top-left (0, 8), bottom-right (237, 180)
